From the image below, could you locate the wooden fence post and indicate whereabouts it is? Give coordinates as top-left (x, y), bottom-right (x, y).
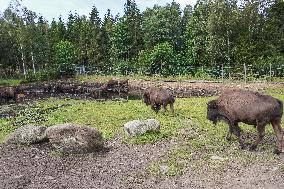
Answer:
top-left (221, 64), bottom-right (224, 83)
top-left (269, 63), bottom-right (272, 82)
top-left (243, 63), bottom-right (247, 84)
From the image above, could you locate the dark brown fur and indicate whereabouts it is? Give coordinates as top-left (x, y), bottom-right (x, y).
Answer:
top-left (105, 78), bottom-right (129, 89)
top-left (0, 86), bottom-right (26, 103)
top-left (143, 87), bottom-right (175, 114)
top-left (207, 90), bottom-right (283, 154)
top-left (0, 87), bottom-right (16, 103)
top-left (101, 78), bottom-right (129, 99)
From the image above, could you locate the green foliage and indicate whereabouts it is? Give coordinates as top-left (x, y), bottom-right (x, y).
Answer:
top-left (142, 2), bottom-right (182, 52)
top-left (0, 119), bottom-right (15, 143)
top-left (112, 0), bottom-right (143, 62)
top-left (137, 42), bottom-right (179, 76)
top-left (1, 0), bottom-right (284, 79)
top-left (54, 40), bottom-right (77, 77)
top-left (194, 67), bottom-right (212, 79)
top-left (24, 69), bottom-right (59, 82)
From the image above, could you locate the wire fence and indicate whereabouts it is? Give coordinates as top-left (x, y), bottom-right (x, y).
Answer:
top-left (77, 63), bottom-right (284, 83)
top-left (1, 63), bottom-right (284, 83)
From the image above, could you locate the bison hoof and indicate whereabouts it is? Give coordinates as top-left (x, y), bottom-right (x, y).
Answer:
top-left (273, 149), bottom-right (282, 155)
top-left (249, 145), bottom-right (257, 151)
top-left (239, 144), bottom-right (246, 150)
top-left (226, 136), bottom-right (231, 141)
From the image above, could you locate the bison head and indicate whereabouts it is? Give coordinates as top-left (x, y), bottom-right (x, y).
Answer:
top-left (207, 100), bottom-right (219, 125)
top-left (143, 91), bottom-right (151, 106)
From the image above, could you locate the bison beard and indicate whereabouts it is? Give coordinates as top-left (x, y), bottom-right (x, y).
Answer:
top-left (207, 90), bottom-right (283, 154)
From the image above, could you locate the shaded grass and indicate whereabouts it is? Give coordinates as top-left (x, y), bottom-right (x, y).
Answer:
top-left (0, 79), bottom-right (22, 87)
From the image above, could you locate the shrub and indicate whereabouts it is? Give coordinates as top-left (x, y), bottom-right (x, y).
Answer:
top-left (54, 40), bottom-right (77, 77)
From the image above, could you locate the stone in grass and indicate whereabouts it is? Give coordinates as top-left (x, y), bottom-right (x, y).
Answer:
top-left (210, 155), bottom-right (227, 161)
top-left (5, 125), bottom-right (48, 145)
top-left (45, 123), bottom-right (103, 154)
top-left (124, 119), bottom-right (160, 136)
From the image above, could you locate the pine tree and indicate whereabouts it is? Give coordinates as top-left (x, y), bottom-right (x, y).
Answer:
top-left (97, 9), bottom-right (114, 73)
top-left (112, 0), bottom-right (143, 62)
top-left (88, 4), bottom-right (102, 68)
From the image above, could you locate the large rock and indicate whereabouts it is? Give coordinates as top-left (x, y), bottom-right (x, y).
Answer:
top-left (45, 124), bottom-right (103, 153)
top-left (124, 119), bottom-right (160, 136)
top-left (5, 125), bottom-right (47, 145)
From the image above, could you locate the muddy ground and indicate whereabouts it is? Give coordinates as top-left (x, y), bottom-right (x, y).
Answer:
top-left (1, 80), bottom-right (284, 189)
top-left (129, 79), bottom-right (284, 97)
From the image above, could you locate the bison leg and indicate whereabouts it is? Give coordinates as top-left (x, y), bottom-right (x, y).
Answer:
top-left (226, 125), bottom-right (233, 141)
top-left (162, 103), bottom-right (168, 112)
top-left (170, 103), bottom-right (174, 114)
top-left (249, 126), bottom-right (265, 151)
top-left (272, 118), bottom-right (283, 154)
top-left (231, 123), bottom-right (245, 149)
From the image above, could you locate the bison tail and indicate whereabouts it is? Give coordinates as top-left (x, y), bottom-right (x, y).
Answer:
top-left (278, 99), bottom-right (283, 116)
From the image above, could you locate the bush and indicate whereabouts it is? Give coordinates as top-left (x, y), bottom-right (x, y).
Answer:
top-left (112, 60), bottom-right (136, 75)
top-left (54, 40), bottom-right (77, 77)
top-left (24, 69), bottom-right (60, 83)
top-left (137, 42), bottom-right (179, 76)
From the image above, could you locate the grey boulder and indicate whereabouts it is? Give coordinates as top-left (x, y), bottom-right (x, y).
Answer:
top-left (5, 125), bottom-right (47, 145)
top-left (45, 124), bottom-right (103, 153)
top-left (124, 119), bottom-right (160, 136)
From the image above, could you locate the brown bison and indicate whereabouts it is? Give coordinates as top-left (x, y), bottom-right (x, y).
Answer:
top-left (105, 78), bottom-right (129, 89)
top-left (0, 87), bottom-right (16, 103)
top-left (0, 86), bottom-right (25, 103)
top-left (207, 90), bottom-right (283, 154)
top-left (143, 87), bottom-right (175, 114)
top-left (101, 78), bottom-right (129, 99)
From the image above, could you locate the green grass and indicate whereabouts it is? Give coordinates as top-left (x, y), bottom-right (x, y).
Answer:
top-left (76, 74), bottom-right (217, 83)
top-left (1, 92), bottom-right (284, 176)
top-left (0, 79), bottom-right (22, 87)
top-left (0, 119), bottom-right (16, 142)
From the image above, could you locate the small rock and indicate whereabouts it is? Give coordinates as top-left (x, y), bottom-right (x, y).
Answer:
top-left (46, 123), bottom-right (103, 153)
top-left (5, 125), bottom-right (47, 145)
top-left (124, 119), bottom-right (160, 136)
top-left (210, 155), bottom-right (226, 161)
top-left (160, 165), bottom-right (169, 175)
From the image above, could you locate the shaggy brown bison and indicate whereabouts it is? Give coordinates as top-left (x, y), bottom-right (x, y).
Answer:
top-left (101, 78), bottom-right (129, 99)
top-left (0, 87), bottom-right (16, 103)
top-left (143, 87), bottom-right (175, 114)
top-left (105, 78), bottom-right (129, 89)
top-left (207, 90), bottom-right (283, 154)
top-left (0, 86), bottom-right (25, 103)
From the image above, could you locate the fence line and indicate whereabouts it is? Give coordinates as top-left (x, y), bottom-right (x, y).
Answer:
top-left (77, 63), bottom-right (284, 83)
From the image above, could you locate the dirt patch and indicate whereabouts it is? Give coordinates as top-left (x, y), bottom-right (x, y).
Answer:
top-left (129, 79), bottom-right (284, 98)
top-left (0, 135), bottom-right (171, 189)
top-left (1, 136), bottom-right (284, 189)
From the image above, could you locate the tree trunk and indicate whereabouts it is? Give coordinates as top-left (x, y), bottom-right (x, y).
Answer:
top-left (20, 44), bottom-right (27, 78)
top-left (31, 51), bottom-right (36, 74)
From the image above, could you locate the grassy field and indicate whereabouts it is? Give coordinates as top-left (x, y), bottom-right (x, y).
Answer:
top-left (1, 89), bottom-right (284, 176)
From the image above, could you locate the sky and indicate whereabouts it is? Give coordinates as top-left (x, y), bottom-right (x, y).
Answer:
top-left (0, 0), bottom-right (197, 22)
